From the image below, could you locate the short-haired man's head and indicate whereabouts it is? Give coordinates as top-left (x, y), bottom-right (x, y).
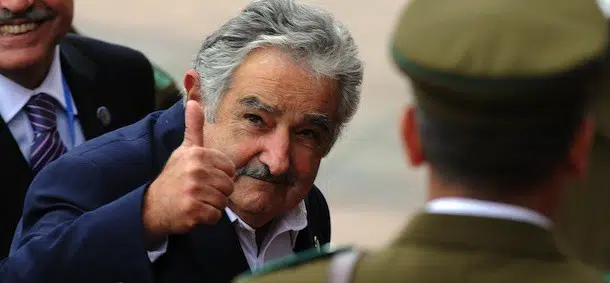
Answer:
top-left (402, 82), bottom-right (594, 195)
top-left (189, 0), bottom-right (363, 146)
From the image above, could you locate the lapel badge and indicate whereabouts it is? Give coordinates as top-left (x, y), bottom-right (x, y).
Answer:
top-left (96, 106), bottom-right (112, 127)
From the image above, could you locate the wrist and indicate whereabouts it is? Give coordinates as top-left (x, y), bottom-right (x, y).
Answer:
top-left (142, 183), bottom-right (168, 246)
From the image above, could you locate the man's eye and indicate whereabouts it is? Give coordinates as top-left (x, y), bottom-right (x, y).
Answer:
top-left (244, 114), bottom-right (264, 126)
top-left (298, 129), bottom-right (319, 140)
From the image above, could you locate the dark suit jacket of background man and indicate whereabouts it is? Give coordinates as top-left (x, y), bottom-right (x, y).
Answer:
top-left (1, 102), bottom-right (331, 283)
top-left (0, 33), bottom-right (157, 257)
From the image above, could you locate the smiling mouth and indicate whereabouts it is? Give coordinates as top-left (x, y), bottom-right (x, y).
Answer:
top-left (0, 17), bottom-right (52, 36)
top-left (0, 22), bottom-right (39, 35)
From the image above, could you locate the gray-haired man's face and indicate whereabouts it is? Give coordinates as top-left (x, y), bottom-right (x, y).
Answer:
top-left (189, 47), bottom-right (340, 226)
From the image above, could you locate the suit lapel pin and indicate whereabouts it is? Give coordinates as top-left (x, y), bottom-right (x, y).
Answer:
top-left (313, 236), bottom-right (320, 251)
top-left (96, 106), bottom-right (111, 127)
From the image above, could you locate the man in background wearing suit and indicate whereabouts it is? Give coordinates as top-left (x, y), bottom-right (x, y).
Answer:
top-left (68, 25), bottom-right (181, 110)
top-left (236, 0), bottom-right (610, 282)
top-left (0, 0), bottom-right (157, 258)
top-left (0, 0), bottom-right (363, 282)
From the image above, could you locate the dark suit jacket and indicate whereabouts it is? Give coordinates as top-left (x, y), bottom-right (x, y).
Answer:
top-left (0, 34), bottom-right (156, 257)
top-left (0, 102), bottom-right (331, 283)
top-left (242, 213), bottom-right (605, 283)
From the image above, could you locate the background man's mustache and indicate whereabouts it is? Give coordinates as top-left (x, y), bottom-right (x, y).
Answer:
top-left (236, 164), bottom-right (296, 186)
top-left (0, 6), bottom-right (54, 22)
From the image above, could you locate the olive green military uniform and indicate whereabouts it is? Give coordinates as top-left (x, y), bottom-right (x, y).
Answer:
top-left (556, 111), bottom-right (610, 271)
top-left (234, 0), bottom-right (610, 282)
top-left (553, 16), bottom-right (610, 271)
top-left (68, 26), bottom-right (181, 110)
top-left (236, 214), bottom-right (605, 283)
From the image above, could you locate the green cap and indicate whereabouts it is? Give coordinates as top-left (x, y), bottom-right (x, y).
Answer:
top-left (391, 0), bottom-right (609, 128)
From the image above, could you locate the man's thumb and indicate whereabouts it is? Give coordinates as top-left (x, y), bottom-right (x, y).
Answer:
top-left (183, 100), bottom-right (205, 147)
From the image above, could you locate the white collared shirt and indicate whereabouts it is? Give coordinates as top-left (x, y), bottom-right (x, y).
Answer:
top-left (425, 197), bottom-right (552, 229)
top-left (225, 201), bottom-right (308, 270)
top-left (147, 201), bottom-right (308, 269)
top-left (0, 45), bottom-right (85, 161)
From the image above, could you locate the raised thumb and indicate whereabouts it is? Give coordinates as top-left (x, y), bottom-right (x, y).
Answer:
top-left (182, 100), bottom-right (205, 147)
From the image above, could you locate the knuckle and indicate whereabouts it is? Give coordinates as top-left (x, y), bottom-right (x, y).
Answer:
top-left (183, 198), bottom-right (200, 214)
top-left (209, 208), bottom-right (222, 223)
top-left (187, 146), bottom-right (205, 155)
top-left (185, 166), bottom-right (204, 181)
top-left (209, 193), bottom-right (228, 209)
top-left (183, 178), bottom-right (199, 195)
top-left (208, 175), bottom-right (233, 196)
top-left (221, 176), bottom-right (235, 195)
top-left (206, 148), bottom-right (222, 156)
top-left (200, 206), bottom-right (222, 224)
top-left (226, 183), bottom-right (235, 195)
top-left (183, 218), bottom-right (197, 231)
top-left (184, 211), bottom-right (202, 230)
top-left (219, 196), bottom-right (228, 208)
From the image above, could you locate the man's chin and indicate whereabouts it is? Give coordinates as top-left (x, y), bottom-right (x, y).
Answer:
top-left (230, 194), bottom-right (274, 215)
top-left (0, 47), bottom-right (50, 71)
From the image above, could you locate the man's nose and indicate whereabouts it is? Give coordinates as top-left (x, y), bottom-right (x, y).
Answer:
top-left (0, 0), bottom-right (33, 13)
top-left (259, 129), bottom-right (291, 176)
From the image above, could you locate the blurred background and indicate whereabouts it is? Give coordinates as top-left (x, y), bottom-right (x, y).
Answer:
top-left (73, 0), bottom-right (426, 249)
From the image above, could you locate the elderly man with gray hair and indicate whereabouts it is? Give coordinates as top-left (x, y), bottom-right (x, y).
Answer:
top-left (0, 1), bottom-right (363, 282)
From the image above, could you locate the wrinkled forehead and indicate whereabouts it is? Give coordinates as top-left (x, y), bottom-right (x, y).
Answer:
top-left (226, 48), bottom-right (341, 118)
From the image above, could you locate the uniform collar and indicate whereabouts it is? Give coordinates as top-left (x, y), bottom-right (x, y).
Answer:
top-left (393, 212), bottom-right (565, 259)
top-left (425, 197), bottom-right (552, 229)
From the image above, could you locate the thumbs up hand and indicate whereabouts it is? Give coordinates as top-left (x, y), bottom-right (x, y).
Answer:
top-left (143, 100), bottom-right (236, 241)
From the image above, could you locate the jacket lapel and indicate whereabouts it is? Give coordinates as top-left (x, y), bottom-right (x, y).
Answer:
top-left (293, 227), bottom-right (314, 253)
top-left (0, 118), bottom-right (33, 255)
top-left (0, 118), bottom-right (31, 179)
top-left (188, 213), bottom-right (250, 282)
top-left (59, 38), bottom-right (102, 140)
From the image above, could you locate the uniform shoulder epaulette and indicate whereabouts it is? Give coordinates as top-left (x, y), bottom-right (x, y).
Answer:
top-left (236, 244), bottom-right (356, 281)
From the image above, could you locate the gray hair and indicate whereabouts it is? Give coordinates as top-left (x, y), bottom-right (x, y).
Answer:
top-left (190, 0), bottom-right (363, 141)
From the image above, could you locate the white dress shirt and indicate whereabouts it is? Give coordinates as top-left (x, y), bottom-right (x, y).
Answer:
top-left (226, 201), bottom-right (308, 270)
top-left (147, 201), bottom-right (308, 270)
top-left (0, 46), bottom-right (85, 161)
top-left (425, 197), bottom-right (552, 229)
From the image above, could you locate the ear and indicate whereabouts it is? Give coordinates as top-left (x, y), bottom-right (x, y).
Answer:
top-left (567, 116), bottom-right (595, 178)
top-left (184, 69), bottom-right (202, 102)
top-left (401, 105), bottom-right (425, 166)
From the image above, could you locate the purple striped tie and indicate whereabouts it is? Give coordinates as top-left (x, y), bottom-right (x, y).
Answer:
top-left (26, 93), bottom-right (67, 172)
